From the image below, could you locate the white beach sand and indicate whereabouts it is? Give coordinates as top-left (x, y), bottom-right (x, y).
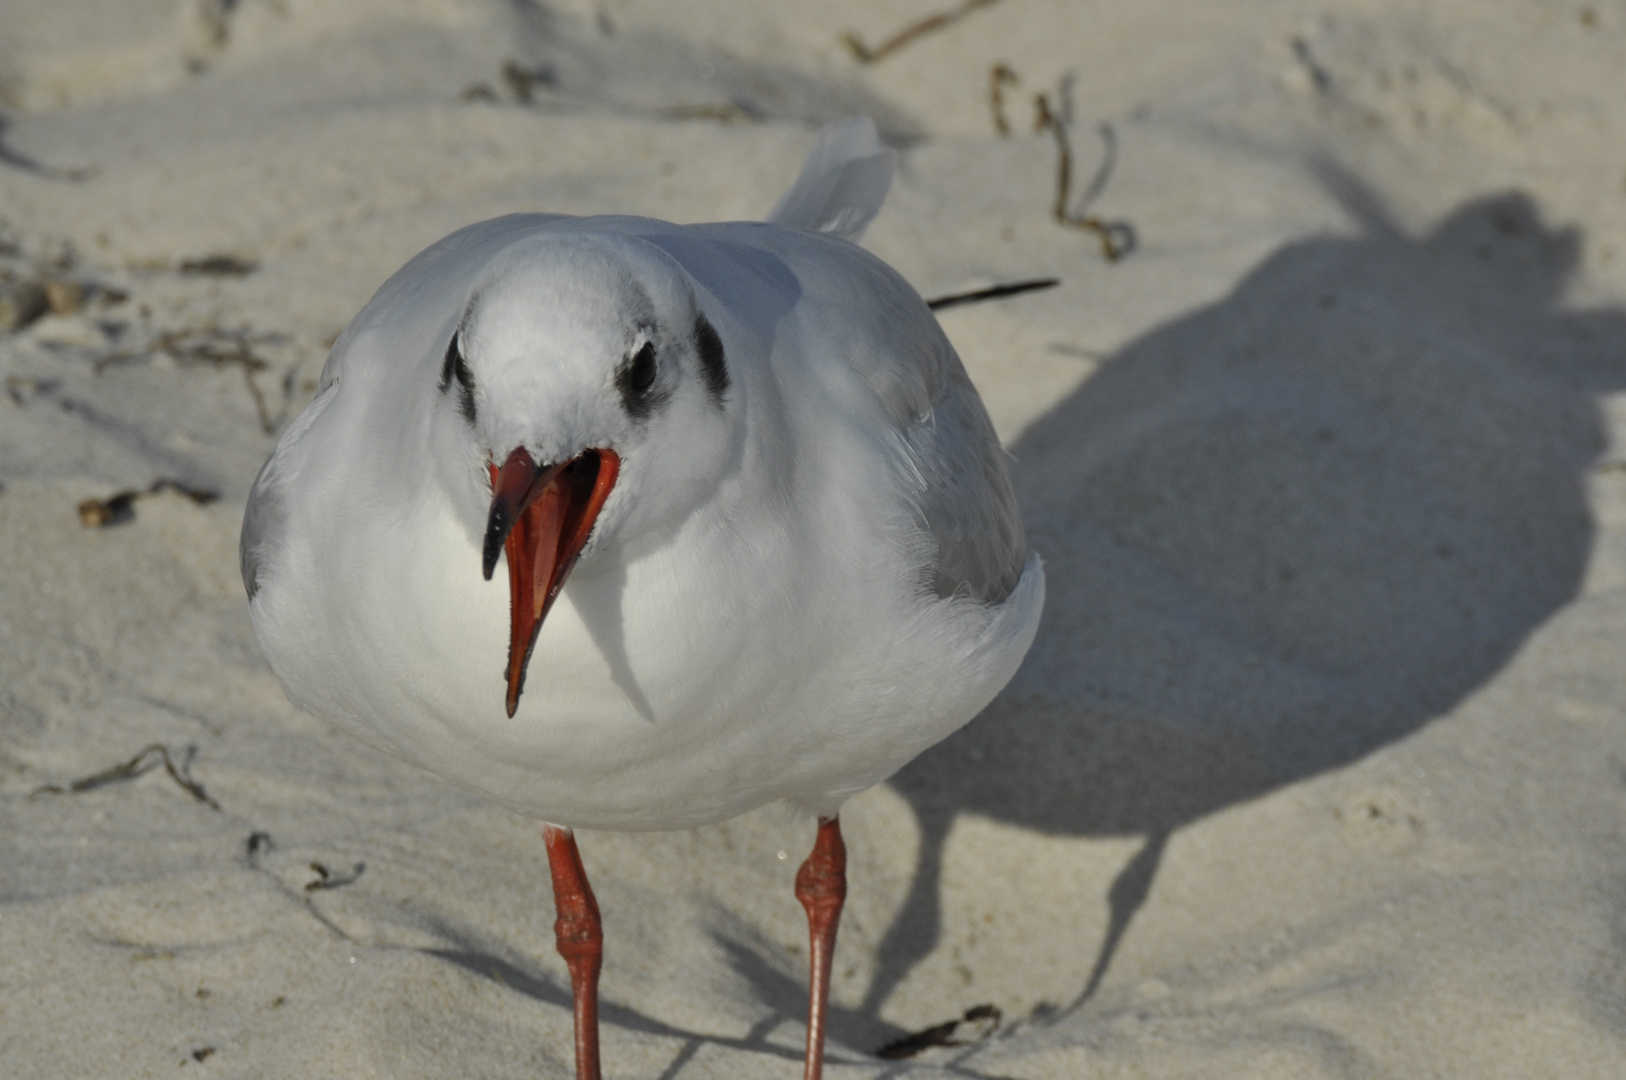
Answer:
top-left (4, 2), bottom-right (1626, 1076)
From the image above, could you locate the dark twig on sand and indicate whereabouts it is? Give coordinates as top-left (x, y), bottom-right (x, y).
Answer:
top-left (842, 0), bottom-right (1005, 65)
top-left (32, 743), bottom-right (222, 811)
top-left (304, 861), bottom-right (367, 892)
top-left (1034, 93), bottom-right (1137, 262)
top-left (77, 478), bottom-right (219, 528)
top-left (926, 277), bottom-right (1059, 311)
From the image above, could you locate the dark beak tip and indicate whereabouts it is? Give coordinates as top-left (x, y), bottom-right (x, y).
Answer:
top-left (480, 535), bottom-right (500, 580)
top-left (482, 500), bottom-right (515, 581)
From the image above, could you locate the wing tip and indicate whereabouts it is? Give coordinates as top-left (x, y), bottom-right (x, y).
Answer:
top-left (765, 116), bottom-right (897, 241)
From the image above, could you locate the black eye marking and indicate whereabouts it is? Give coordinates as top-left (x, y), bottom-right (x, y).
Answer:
top-left (629, 341), bottom-right (656, 392)
top-left (616, 337), bottom-right (670, 421)
top-left (694, 312), bottom-right (728, 406)
top-left (439, 332), bottom-right (477, 425)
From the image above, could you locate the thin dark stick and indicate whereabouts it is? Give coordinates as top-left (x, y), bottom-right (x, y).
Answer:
top-left (926, 277), bottom-right (1059, 311)
top-left (842, 0), bottom-right (1004, 65)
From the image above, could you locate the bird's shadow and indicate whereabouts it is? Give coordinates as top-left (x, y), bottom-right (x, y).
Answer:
top-left (413, 908), bottom-right (1011, 1080)
top-left (411, 914), bottom-right (826, 1078)
top-left (873, 169), bottom-right (1626, 1017)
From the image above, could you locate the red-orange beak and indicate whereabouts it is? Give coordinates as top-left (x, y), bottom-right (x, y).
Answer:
top-left (483, 446), bottom-right (620, 717)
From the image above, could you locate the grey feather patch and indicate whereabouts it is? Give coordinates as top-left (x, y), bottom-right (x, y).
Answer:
top-left (910, 359), bottom-right (1027, 604)
top-left (241, 379), bottom-right (339, 603)
top-left (240, 453), bottom-right (283, 600)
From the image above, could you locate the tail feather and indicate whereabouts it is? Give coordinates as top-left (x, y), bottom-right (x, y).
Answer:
top-left (765, 117), bottom-right (896, 241)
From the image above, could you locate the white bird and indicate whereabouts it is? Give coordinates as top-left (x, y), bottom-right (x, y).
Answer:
top-left (241, 117), bottom-right (1043, 1080)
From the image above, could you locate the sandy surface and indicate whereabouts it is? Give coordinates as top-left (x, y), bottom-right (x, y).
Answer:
top-left (4, 2), bottom-right (1626, 1076)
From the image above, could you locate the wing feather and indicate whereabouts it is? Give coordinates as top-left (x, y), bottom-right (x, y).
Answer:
top-left (765, 117), bottom-right (896, 242)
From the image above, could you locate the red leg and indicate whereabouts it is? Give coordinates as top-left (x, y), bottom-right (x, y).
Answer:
top-left (543, 824), bottom-right (603, 1080)
top-left (795, 816), bottom-right (847, 1080)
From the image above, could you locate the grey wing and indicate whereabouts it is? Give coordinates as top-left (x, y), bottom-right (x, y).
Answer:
top-left (680, 221), bottom-right (1027, 603)
top-left (240, 380), bottom-right (338, 600)
top-left (785, 230), bottom-right (1026, 603)
top-left (240, 447), bottom-right (285, 601)
top-left (638, 213), bottom-right (1025, 603)
top-left (810, 238), bottom-right (1027, 603)
top-left (900, 339), bottom-right (1028, 603)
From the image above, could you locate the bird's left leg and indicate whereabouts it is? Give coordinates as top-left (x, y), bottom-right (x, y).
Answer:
top-left (796, 816), bottom-right (847, 1080)
top-left (543, 823), bottom-right (603, 1080)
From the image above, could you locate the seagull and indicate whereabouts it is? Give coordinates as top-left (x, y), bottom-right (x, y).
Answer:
top-left (241, 117), bottom-right (1044, 1080)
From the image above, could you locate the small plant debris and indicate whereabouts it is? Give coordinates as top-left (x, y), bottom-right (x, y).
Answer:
top-left (246, 831), bottom-right (275, 866)
top-left (304, 861), bottom-right (366, 892)
top-left (842, 0), bottom-right (1005, 65)
top-left (877, 1003), bottom-right (1003, 1059)
top-left (990, 63), bottom-right (1019, 136)
top-left (32, 743), bottom-right (222, 811)
top-left (500, 59), bottom-right (556, 103)
top-left (5, 374), bottom-right (61, 405)
top-left (1034, 93), bottom-right (1137, 262)
top-left (41, 278), bottom-right (85, 315)
top-left (178, 254), bottom-right (258, 278)
top-left (77, 478), bottom-right (219, 528)
top-left (0, 280), bottom-right (48, 331)
top-left (926, 277), bottom-right (1059, 311)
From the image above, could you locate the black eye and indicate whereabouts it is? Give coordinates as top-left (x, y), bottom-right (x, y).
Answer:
top-left (616, 337), bottom-right (668, 420)
top-left (628, 341), bottom-right (656, 392)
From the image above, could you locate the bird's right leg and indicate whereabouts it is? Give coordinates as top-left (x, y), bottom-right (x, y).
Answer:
top-left (543, 823), bottom-right (603, 1080)
top-left (796, 816), bottom-right (848, 1080)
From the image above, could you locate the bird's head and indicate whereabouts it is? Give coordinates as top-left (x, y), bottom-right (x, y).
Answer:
top-left (441, 231), bottom-right (734, 715)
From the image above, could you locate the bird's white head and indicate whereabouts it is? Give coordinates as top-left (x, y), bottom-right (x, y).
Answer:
top-left (441, 231), bottom-right (736, 715)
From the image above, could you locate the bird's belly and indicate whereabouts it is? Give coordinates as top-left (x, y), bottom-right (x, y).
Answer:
top-left (257, 500), bottom-right (1040, 831)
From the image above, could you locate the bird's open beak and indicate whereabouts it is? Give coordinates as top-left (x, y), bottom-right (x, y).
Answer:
top-left (483, 446), bottom-right (620, 717)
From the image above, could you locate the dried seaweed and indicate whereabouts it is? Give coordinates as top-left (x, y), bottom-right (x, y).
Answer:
top-left (304, 861), bottom-right (367, 892)
top-left (32, 743), bottom-right (222, 811)
top-left (1034, 93), bottom-right (1137, 261)
top-left (98, 326), bottom-right (296, 434)
top-left (842, 0), bottom-right (1004, 65)
top-left (77, 478), bottom-right (219, 528)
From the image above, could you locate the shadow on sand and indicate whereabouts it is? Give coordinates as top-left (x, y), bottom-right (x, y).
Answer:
top-left (866, 169), bottom-right (1626, 1024)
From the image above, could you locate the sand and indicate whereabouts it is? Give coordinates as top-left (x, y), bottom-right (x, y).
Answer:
top-left (3, 1), bottom-right (1626, 1076)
